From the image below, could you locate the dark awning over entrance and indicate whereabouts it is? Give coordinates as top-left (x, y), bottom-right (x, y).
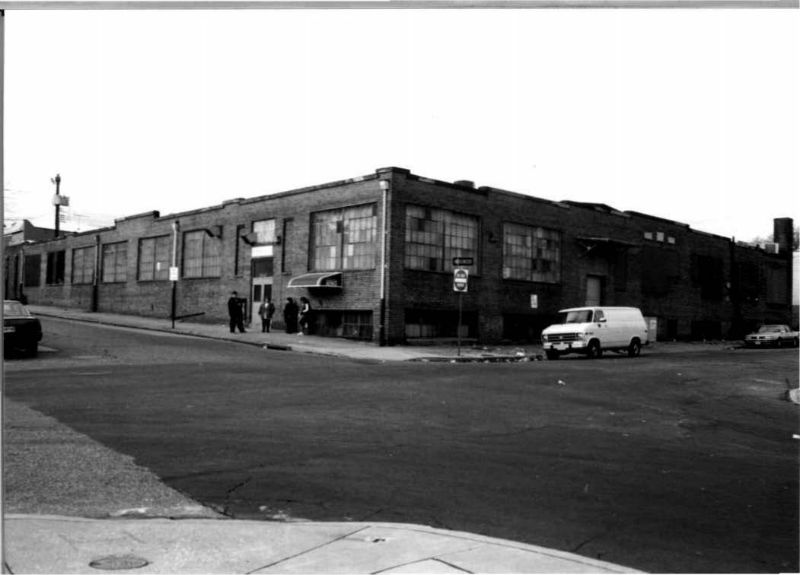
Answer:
top-left (576, 236), bottom-right (639, 248)
top-left (286, 272), bottom-right (343, 289)
top-left (575, 236), bottom-right (640, 259)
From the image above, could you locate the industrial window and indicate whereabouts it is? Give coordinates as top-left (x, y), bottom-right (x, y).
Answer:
top-left (138, 235), bottom-right (171, 281)
top-left (102, 242), bottom-right (128, 283)
top-left (72, 246), bottom-right (96, 285)
top-left (311, 204), bottom-right (377, 271)
top-left (253, 219), bottom-right (276, 244)
top-left (24, 254), bottom-right (41, 287)
top-left (182, 230), bottom-right (221, 278)
top-left (405, 205), bottom-right (479, 272)
top-left (502, 223), bottom-right (561, 283)
top-left (46, 250), bottom-right (66, 285)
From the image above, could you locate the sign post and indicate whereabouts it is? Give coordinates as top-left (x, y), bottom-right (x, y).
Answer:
top-left (453, 266), bottom-right (469, 356)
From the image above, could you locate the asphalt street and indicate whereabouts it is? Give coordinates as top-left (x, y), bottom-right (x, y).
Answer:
top-left (3, 317), bottom-right (798, 573)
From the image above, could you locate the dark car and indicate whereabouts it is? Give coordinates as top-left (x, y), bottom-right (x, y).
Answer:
top-left (3, 300), bottom-right (42, 357)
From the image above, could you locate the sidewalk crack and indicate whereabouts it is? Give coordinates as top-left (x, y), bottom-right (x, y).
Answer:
top-left (245, 526), bottom-right (370, 574)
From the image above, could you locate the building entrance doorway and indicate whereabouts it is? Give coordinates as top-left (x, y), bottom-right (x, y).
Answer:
top-left (585, 275), bottom-right (604, 306)
top-left (251, 256), bottom-right (274, 324)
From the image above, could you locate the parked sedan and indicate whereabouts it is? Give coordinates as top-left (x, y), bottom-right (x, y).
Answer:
top-left (743, 324), bottom-right (799, 348)
top-left (3, 300), bottom-right (42, 357)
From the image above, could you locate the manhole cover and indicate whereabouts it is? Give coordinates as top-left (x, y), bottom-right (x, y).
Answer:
top-left (89, 554), bottom-right (150, 570)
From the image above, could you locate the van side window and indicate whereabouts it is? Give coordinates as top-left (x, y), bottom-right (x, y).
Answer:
top-left (595, 310), bottom-right (605, 323)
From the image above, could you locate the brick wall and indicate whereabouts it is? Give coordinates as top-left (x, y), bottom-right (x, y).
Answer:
top-left (5, 167), bottom-right (793, 344)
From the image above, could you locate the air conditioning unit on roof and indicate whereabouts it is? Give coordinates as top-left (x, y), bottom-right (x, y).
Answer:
top-left (759, 242), bottom-right (780, 254)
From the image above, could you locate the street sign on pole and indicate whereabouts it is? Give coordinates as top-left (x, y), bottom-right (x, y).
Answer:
top-left (452, 257), bottom-right (474, 267)
top-left (453, 268), bottom-right (469, 292)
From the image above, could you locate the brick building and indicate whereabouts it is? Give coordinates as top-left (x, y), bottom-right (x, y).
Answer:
top-left (3, 167), bottom-right (794, 344)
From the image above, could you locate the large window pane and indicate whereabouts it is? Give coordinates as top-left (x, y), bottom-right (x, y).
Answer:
top-left (404, 205), bottom-right (478, 272)
top-left (311, 204), bottom-right (377, 271)
top-left (502, 223), bottom-right (560, 283)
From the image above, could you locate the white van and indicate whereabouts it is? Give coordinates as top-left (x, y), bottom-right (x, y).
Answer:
top-left (541, 306), bottom-right (649, 360)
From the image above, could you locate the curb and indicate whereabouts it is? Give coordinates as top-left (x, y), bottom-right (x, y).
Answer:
top-left (414, 354), bottom-right (544, 363)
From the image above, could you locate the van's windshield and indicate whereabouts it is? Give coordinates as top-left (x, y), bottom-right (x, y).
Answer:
top-left (559, 310), bottom-right (593, 324)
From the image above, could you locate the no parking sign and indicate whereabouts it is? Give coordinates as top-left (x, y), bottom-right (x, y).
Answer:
top-left (453, 268), bottom-right (469, 292)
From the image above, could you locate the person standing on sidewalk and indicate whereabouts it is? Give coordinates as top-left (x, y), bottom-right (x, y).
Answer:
top-left (258, 298), bottom-right (275, 333)
top-left (227, 291), bottom-right (246, 334)
top-left (298, 297), bottom-right (312, 336)
top-left (283, 298), bottom-right (298, 334)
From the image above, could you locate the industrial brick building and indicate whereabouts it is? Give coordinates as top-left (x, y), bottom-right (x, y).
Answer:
top-left (3, 166), bottom-right (795, 345)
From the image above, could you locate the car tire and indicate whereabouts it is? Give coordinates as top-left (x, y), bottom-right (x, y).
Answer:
top-left (587, 340), bottom-right (602, 359)
top-left (628, 339), bottom-right (641, 358)
top-left (546, 350), bottom-right (560, 360)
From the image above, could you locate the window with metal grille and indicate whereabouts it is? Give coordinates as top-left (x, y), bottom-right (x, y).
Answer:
top-left (72, 246), bottom-right (95, 285)
top-left (182, 230), bottom-right (221, 278)
top-left (405, 205), bottom-right (478, 272)
top-left (502, 223), bottom-right (561, 283)
top-left (311, 204), bottom-right (377, 271)
top-left (102, 242), bottom-right (128, 283)
top-left (138, 235), bottom-right (171, 281)
top-left (46, 250), bottom-right (66, 285)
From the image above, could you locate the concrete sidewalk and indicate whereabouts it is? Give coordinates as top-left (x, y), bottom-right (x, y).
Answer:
top-left (27, 305), bottom-right (546, 362)
top-left (28, 304), bottom-right (741, 363)
top-left (3, 515), bottom-right (640, 574)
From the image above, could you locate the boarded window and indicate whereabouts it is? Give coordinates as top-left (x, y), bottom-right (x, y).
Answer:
top-left (72, 246), bottom-right (96, 285)
top-left (102, 242), bottom-right (128, 283)
top-left (138, 235), bottom-right (170, 281)
top-left (182, 230), bottom-right (221, 278)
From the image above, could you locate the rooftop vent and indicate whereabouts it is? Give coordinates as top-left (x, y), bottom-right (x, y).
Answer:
top-left (454, 180), bottom-right (475, 188)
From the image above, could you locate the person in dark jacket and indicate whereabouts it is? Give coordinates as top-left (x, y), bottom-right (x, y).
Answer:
top-left (258, 298), bottom-right (276, 333)
top-left (227, 291), bottom-right (246, 333)
top-left (283, 297), bottom-right (299, 334)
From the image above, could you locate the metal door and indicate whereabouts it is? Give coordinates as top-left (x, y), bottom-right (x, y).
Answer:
top-left (585, 275), bottom-right (604, 306)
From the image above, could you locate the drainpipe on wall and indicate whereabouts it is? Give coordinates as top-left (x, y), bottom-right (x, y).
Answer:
top-left (171, 220), bottom-right (180, 328)
top-left (378, 179), bottom-right (390, 346)
top-left (92, 234), bottom-right (100, 312)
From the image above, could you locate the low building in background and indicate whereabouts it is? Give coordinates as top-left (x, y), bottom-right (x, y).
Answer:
top-left (3, 167), bottom-right (794, 344)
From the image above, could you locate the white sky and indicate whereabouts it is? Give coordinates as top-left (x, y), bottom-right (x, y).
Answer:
top-left (3, 7), bottom-right (798, 241)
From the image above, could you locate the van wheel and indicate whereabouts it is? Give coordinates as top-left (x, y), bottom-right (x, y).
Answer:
top-left (628, 339), bottom-right (641, 357)
top-left (546, 350), bottom-right (560, 360)
top-left (587, 340), bottom-right (602, 359)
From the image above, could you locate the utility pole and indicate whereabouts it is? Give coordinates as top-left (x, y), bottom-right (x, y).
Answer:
top-left (52, 173), bottom-right (62, 238)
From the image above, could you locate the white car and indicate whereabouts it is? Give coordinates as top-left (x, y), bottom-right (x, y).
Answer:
top-left (743, 325), bottom-right (799, 348)
top-left (541, 306), bottom-right (649, 360)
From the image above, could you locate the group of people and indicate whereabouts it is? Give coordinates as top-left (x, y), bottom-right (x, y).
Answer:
top-left (227, 291), bottom-right (313, 335)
